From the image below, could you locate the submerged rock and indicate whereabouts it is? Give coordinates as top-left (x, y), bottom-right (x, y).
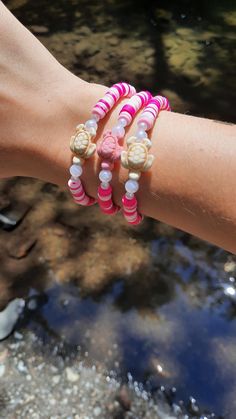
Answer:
top-left (0, 299), bottom-right (25, 341)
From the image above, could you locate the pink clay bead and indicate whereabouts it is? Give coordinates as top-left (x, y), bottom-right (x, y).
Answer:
top-left (101, 161), bottom-right (114, 170)
top-left (119, 91), bottom-right (152, 125)
top-left (92, 82), bottom-right (136, 119)
top-left (98, 185), bottom-right (112, 197)
top-left (122, 195), bottom-right (137, 208)
top-left (98, 199), bottom-right (113, 209)
top-left (101, 206), bottom-right (119, 215)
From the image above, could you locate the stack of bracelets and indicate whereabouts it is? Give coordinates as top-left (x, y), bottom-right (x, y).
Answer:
top-left (68, 82), bottom-right (171, 226)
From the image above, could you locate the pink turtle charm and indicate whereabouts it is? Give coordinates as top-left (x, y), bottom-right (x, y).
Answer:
top-left (97, 130), bottom-right (122, 163)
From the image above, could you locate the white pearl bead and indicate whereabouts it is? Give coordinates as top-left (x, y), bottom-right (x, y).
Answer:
top-left (69, 164), bottom-right (83, 178)
top-left (126, 192), bottom-right (134, 199)
top-left (118, 117), bottom-right (127, 127)
top-left (125, 179), bottom-right (139, 194)
top-left (138, 121), bottom-right (148, 130)
top-left (112, 125), bottom-right (125, 139)
top-left (73, 156), bottom-right (84, 165)
top-left (136, 129), bottom-right (147, 139)
top-left (129, 172), bottom-right (141, 181)
top-left (85, 119), bottom-right (98, 130)
top-left (91, 113), bottom-right (100, 122)
top-left (99, 170), bottom-right (112, 183)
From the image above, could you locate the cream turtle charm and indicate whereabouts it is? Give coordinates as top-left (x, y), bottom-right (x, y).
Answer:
top-left (70, 124), bottom-right (96, 159)
top-left (67, 82), bottom-right (137, 207)
top-left (121, 95), bottom-right (171, 225)
top-left (121, 136), bottom-right (154, 173)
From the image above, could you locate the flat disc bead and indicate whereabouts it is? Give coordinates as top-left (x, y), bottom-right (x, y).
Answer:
top-left (122, 195), bottom-right (137, 208)
top-left (98, 185), bottom-right (112, 197)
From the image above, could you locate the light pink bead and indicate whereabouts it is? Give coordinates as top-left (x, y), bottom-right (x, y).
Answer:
top-left (92, 82), bottom-right (136, 119)
top-left (138, 95), bottom-right (170, 129)
top-left (101, 161), bottom-right (114, 170)
top-left (119, 91), bottom-right (152, 126)
top-left (68, 179), bottom-right (96, 206)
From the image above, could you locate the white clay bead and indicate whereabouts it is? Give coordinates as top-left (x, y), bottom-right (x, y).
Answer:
top-left (99, 170), bottom-right (112, 183)
top-left (138, 121), bottom-right (148, 130)
top-left (136, 129), bottom-right (147, 139)
top-left (85, 119), bottom-right (98, 130)
top-left (125, 179), bottom-right (139, 194)
top-left (112, 125), bottom-right (125, 139)
top-left (118, 117), bottom-right (128, 127)
top-left (69, 164), bottom-right (83, 178)
top-left (129, 172), bottom-right (141, 181)
top-left (73, 156), bottom-right (84, 165)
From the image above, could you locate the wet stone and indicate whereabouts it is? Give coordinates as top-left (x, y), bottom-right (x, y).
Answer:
top-left (117, 384), bottom-right (131, 411)
top-left (7, 234), bottom-right (36, 259)
top-left (66, 367), bottom-right (79, 382)
top-left (0, 202), bottom-right (30, 231)
top-left (0, 364), bottom-right (5, 377)
top-left (29, 25), bottom-right (49, 35)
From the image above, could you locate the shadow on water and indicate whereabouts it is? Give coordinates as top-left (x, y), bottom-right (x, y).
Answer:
top-left (1, 0), bottom-right (236, 417)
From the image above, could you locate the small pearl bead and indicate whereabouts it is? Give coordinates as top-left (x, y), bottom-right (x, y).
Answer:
top-left (129, 172), bottom-right (141, 181)
top-left (136, 129), bottom-right (147, 140)
top-left (118, 117), bottom-right (128, 127)
top-left (73, 156), bottom-right (84, 165)
top-left (99, 170), bottom-right (112, 183)
top-left (112, 125), bottom-right (125, 139)
top-left (69, 164), bottom-right (83, 178)
top-left (91, 113), bottom-right (100, 122)
top-left (126, 192), bottom-right (134, 199)
top-left (101, 182), bottom-right (109, 189)
top-left (85, 119), bottom-right (98, 130)
top-left (138, 121), bottom-right (148, 130)
top-left (125, 179), bottom-right (139, 194)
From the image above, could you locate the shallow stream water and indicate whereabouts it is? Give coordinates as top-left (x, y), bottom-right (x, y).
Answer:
top-left (0, 1), bottom-right (236, 418)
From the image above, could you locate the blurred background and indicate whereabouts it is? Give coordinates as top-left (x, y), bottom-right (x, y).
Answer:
top-left (0, 0), bottom-right (236, 418)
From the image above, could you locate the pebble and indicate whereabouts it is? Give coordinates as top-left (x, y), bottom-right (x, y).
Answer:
top-left (17, 360), bottom-right (27, 373)
top-left (14, 331), bottom-right (23, 340)
top-left (66, 367), bottom-right (79, 383)
top-left (108, 37), bottom-right (119, 46)
top-left (0, 364), bottom-right (5, 377)
top-left (28, 25), bottom-right (49, 34)
top-left (52, 375), bottom-right (61, 385)
top-left (93, 406), bottom-right (102, 416)
top-left (27, 298), bottom-right (38, 310)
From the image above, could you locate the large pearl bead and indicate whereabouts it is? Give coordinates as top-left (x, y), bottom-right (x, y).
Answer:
top-left (85, 119), bottom-right (98, 131)
top-left (99, 170), bottom-right (112, 183)
top-left (125, 179), bottom-right (139, 194)
top-left (112, 125), bottom-right (125, 139)
top-left (69, 164), bottom-right (83, 178)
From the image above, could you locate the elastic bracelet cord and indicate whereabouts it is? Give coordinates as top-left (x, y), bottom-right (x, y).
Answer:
top-left (121, 95), bottom-right (171, 225)
top-left (97, 91), bottom-right (152, 215)
top-left (68, 82), bottom-right (136, 207)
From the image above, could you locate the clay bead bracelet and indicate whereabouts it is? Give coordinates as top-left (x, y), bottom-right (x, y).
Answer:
top-left (97, 91), bottom-right (152, 215)
top-left (68, 82), bottom-right (136, 206)
top-left (121, 95), bottom-right (171, 225)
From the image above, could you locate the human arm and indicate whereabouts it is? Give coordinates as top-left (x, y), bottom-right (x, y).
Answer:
top-left (0, 2), bottom-right (236, 253)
